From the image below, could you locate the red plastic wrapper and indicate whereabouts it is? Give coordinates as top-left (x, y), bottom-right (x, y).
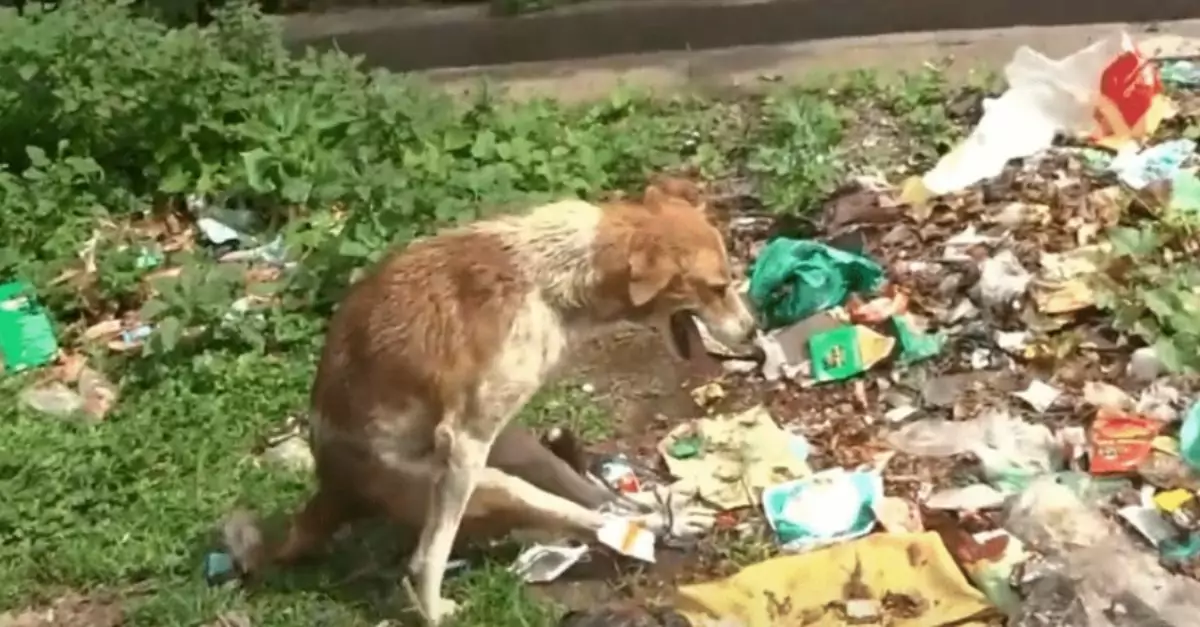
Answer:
top-left (1089, 409), bottom-right (1163, 474)
top-left (1091, 34), bottom-right (1171, 150)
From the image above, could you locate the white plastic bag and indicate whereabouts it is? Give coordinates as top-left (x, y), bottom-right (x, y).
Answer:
top-left (919, 35), bottom-right (1137, 197)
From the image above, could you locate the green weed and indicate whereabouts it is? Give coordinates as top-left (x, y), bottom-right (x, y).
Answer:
top-left (0, 1), bottom-right (930, 623)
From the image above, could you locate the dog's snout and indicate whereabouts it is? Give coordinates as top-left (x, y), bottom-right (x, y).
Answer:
top-left (704, 294), bottom-right (758, 347)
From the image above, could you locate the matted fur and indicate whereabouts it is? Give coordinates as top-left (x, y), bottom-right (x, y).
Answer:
top-left (274, 177), bottom-right (755, 624)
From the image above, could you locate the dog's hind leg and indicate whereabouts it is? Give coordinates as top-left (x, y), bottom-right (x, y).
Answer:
top-left (407, 402), bottom-right (499, 625)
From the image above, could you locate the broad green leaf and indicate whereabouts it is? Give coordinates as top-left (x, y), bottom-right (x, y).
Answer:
top-left (157, 316), bottom-right (183, 352)
top-left (338, 239), bottom-right (371, 258)
top-left (241, 148), bottom-right (274, 193)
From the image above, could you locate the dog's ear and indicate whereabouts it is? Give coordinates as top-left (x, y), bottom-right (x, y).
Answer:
top-left (644, 176), bottom-right (705, 211)
top-left (628, 243), bottom-right (677, 307)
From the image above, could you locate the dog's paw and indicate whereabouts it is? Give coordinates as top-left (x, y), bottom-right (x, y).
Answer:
top-left (425, 596), bottom-right (460, 625)
top-left (634, 505), bottom-right (716, 540)
top-left (669, 506), bottom-right (718, 538)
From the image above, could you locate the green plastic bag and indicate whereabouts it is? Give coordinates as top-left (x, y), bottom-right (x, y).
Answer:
top-left (748, 238), bottom-right (886, 330)
top-left (0, 281), bottom-right (58, 374)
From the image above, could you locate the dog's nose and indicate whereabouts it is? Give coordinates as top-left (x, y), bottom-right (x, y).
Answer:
top-left (734, 313), bottom-right (758, 343)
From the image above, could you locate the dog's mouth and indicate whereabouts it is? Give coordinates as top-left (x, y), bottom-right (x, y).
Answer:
top-left (666, 311), bottom-right (695, 360)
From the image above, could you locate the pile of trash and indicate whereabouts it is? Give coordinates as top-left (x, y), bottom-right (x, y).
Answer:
top-left (12, 27), bottom-right (1200, 627)
top-left (552, 30), bottom-right (1200, 627)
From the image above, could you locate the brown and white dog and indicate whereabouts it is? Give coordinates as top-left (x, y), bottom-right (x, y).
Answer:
top-left (270, 176), bottom-right (756, 624)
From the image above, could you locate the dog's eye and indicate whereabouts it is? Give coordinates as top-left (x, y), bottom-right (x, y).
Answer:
top-left (708, 282), bottom-right (730, 297)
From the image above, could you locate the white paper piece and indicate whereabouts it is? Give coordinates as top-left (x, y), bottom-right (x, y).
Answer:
top-left (925, 484), bottom-right (1009, 511)
top-left (1013, 379), bottom-right (1062, 413)
top-left (596, 519), bottom-right (656, 563)
top-left (196, 217), bottom-right (242, 245)
top-left (1117, 505), bottom-right (1178, 548)
top-left (509, 544), bottom-right (589, 583)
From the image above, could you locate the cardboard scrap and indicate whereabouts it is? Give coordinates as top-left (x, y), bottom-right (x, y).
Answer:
top-left (676, 532), bottom-right (996, 627)
top-left (658, 405), bottom-right (811, 511)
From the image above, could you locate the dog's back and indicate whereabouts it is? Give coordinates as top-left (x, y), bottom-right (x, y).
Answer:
top-left (310, 199), bottom-right (607, 458)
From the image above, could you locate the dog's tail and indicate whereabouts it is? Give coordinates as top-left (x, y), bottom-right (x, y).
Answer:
top-left (541, 426), bottom-right (589, 475)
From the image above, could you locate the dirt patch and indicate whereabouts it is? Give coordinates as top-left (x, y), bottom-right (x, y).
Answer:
top-left (569, 327), bottom-right (714, 453)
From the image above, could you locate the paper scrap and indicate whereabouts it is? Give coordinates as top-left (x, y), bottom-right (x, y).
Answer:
top-left (658, 406), bottom-right (812, 510)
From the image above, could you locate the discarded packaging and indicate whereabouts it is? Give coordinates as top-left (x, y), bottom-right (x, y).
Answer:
top-left (509, 544), bottom-right (589, 583)
top-left (676, 532), bottom-right (995, 627)
top-left (595, 454), bottom-right (641, 494)
top-left (1117, 505), bottom-right (1178, 547)
top-left (1028, 246), bottom-right (1105, 315)
top-left (203, 550), bottom-right (238, 586)
top-left (756, 311), bottom-right (842, 381)
top-left (596, 518), bottom-right (655, 563)
top-left (1153, 488), bottom-right (1200, 529)
top-left (1005, 476), bottom-right (1200, 627)
top-left (1111, 138), bottom-right (1196, 189)
top-left (1161, 59), bottom-right (1200, 85)
top-left (658, 406), bottom-right (811, 510)
top-left (890, 314), bottom-right (943, 365)
top-left (870, 496), bottom-right (923, 533)
top-left (807, 324), bottom-right (895, 383)
top-left (1160, 531), bottom-right (1200, 564)
top-left (1012, 379), bottom-right (1062, 413)
top-left (761, 468), bottom-right (881, 551)
top-left (924, 483), bottom-right (1008, 511)
top-left (1090, 410), bottom-right (1163, 474)
top-left (0, 281), bottom-right (59, 374)
top-left (845, 289), bottom-right (908, 324)
top-left (1179, 400), bottom-right (1200, 472)
top-left (960, 529), bottom-right (1029, 616)
top-left (1137, 448), bottom-right (1200, 492)
top-left (747, 238), bottom-right (885, 330)
top-left (888, 410), bottom-right (1062, 494)
top-left (977, 250), bottom-right (1032, 309)
top-left (904, 33), bottom-right (1171, 200)
top-left (1135, 381), bottom-right (1180, 423)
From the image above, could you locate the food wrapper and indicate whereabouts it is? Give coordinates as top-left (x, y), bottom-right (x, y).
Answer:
top-left (1092, 34), bottom-right (1171, 151)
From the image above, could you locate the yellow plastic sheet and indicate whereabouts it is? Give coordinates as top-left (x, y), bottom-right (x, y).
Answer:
top-left (676, 532), bottom-right (996, 627)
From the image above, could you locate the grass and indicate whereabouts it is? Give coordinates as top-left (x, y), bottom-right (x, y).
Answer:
top-left (0, 2), bottom-right (981, 625)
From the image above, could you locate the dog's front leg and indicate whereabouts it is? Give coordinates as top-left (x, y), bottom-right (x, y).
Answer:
top-left (408, 411), bottom-right (493, 625)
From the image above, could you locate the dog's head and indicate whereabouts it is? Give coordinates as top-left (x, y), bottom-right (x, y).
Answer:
top-left (621, 177), bottom-right (757, 357)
